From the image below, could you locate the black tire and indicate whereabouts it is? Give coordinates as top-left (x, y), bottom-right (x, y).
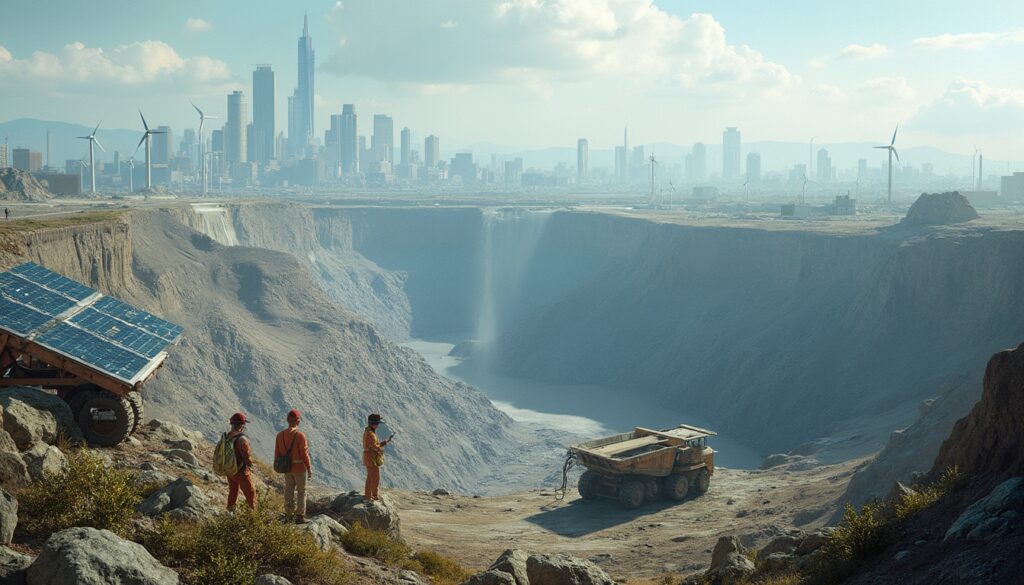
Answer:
top-left (126, 392), bottom-right (144, 435)
top-left (67, 390), bottom-right (92, 421)
top-left (78, 390), bottom-right (134, 446)
top-left (693, 469), bottom-right (711, 495)
top-left (644, 477), bottom-right (662, 501)
top-left (578, 470), bottom-right (600, 501)
top-left (664, 473), bottom-right (690, 501)
top-left (620, 480), bottom-right (645, 509)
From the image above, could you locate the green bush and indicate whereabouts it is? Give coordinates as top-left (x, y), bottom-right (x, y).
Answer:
top-left (805, 502), bottom-right (887, 583)
top-left (18, 448), bottom-right (143, 537)
top-left (895, 465), bottom-right (963, 521)
top-left (339, 523), bottom-right (410, 565)
top-left (141, 504), bottom-right (349, 585)
top-left (409, 550), bottom-right (472, 585)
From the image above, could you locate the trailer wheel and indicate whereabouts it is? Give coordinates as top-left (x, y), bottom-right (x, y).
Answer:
top-left (126, 392), bottom-right (144, 435)
top-left (644, 477), bottom-right (662, 501)
top-left (578, 470), bottom-right (600, 501)
top-left (620, 480), bottom-right (646, 509)
top-left (78, 390), bottom-right (134, 446)
top-left (664, 473), bottom-right (690, 501)
top-left (67, 390), bottom-right (92, 421)
top-left (693, 469), bottom-right (711, 495)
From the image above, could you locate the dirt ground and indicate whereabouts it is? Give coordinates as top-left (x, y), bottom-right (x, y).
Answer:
top-left (399, 460), bottom-right (866, 581)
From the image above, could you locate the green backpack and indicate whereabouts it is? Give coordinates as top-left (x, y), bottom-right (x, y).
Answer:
top-left (213, 433), bottom-right (240, 477)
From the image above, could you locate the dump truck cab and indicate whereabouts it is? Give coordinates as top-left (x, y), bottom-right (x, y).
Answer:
top-left (570, 424), bottom-right (716, 509)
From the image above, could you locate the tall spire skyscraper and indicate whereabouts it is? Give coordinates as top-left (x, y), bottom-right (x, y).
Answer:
top-left (290, 12), bottom-right (315, 158)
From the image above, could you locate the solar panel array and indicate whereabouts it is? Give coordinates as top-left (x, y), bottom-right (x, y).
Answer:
top-left (0, 263), bottom-right (182, 385)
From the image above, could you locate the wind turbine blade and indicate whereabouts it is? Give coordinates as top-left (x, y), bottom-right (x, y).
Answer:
top-left (76, 136), bottom-right (90, 140)
top-left (137, 134), bottom-right (148, 150)
top-left (890, 124), bottom-right (899, 146)
top-left (191, 101), bottom-right (203, 117)
top-left (94, 138), bottom-right (106, 152)
top-left (139, 110), bottom-right (149, 131)
top-left (205, 115), bottom-right (218, 120)
top-left (152, 130), bottom-right (167, 135)
top-left (892, 149), bottom-right (900, 162)
top-left (872, 146), bottom-right (888, 149)
top-left (92, 121), bottom-right (102, 136)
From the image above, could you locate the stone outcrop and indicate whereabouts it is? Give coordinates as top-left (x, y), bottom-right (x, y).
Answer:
top-left (460, 549), bottom-right (616, 585)
top-left (137, 478), bottom-right (217, 521)
top-left (254, 575), bottom-right (293, 585)
top-left (298, 514), bottom-right (348, 552)
top-left (21, 444), bottom-right (68, 481)
top-left (0, 452), bottom-right (30, 489)
top-left (903, 192), bottom-right (979, 225)
top-left (327, 491), bottom-right (401, 540)
top-left (944, 477), bottom-right (1024, 542)
top-left (0, 169), bottom-right (51, 202)
top-left (0, 546), bottom-right (32, 585)
top-left (0, 489), bottom-right (16, 545)
top-left (26, 527), bottom-right (179, 585)
top-left (0, 388), bottom-right (81, 449)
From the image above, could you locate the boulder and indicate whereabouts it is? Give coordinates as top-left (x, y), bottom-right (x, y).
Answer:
top-left (525, 553), bottom-right (617, 585)
top-left (144, 420), bottom-right (204, 447)
top-left (254, 575), bottom-right (293, 585)
top-left (0, 388), bottom-right (81, 449)
top-left (432, 488), bottom-right (452, 496)
top-left (0, 452), bottom-right (30, 489)
top-left (26, 527), bottom-right (179, 585)
top-left (705, 536), bottom-right (755, 585)
top-left (759, 553), bottom-right (795, 573)
top-left (757, 534), bottom-right (803, 559)
top-left (945, 477), bottom-right (1024, 542)
top-left (903, 192), bottom-right (979, 226)
top-left (160, 449), bottom-right (198, 466)
top-left (137, 478), bottom-right (217, 521)
top-left (21, 444), bottom-right (68, 481)
top-left (299, 514), bottom-right (348, 552)
top-left (399, 569), bottom-right (426, 584)
top-left (794, 528), bottom-right (834, 556)
top-left (329, 491), bottom-right (401, 540)
top-left (0, 546), bottom-right (32, 585)
top-left (0, 429), bottom-right (18, 454)
top-left (137, 469), bottom-right (177, 489)
top-left (169, 439), bottom-right (194, 452)
top-left (461, 569), bottom-right (517, 585)
top-left (0, 489), bottom-right (16, 545)
top-left (488, 549), bottom-right (529, 585)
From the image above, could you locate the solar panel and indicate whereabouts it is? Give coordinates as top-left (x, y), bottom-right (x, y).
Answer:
top-left (0, 263), bottom-right (183, 385)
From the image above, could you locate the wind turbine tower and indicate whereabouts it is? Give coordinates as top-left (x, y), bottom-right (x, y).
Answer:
top-left (873, 125), bottom-right (900, 205)
top-left (191, 102), bottom-right (217, 195)
top-left (135, 111), bottom-right (166, 191)
top-left (76, 122), bottom-right (105, 194)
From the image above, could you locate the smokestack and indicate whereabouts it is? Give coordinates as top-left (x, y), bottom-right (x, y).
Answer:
top-left (977, 154), bottom-right (983, 190)
top-left (46, 130), bottom-right (51, 170)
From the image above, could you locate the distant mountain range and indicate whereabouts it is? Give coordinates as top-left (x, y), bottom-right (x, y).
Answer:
top-left (2, 117), bottom-right (1017, 178)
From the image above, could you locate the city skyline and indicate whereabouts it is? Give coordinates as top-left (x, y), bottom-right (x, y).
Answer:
top-left (2, 1), bottom-right (1024, 158)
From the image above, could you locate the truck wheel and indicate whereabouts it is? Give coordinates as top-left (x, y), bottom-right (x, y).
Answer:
top-left (578, 470), bottom-right (600, 501)
top-left (67, 390), bottom-right (92, 421)
top-left (78, 390), bottom-right (134, 447)
top-left (644, 477), bottom-right (662, 501)
top-left (664, 473), bottom-right (690, 501)
top-left (620, 480), bottom-right (646, 509)
top-left (693, 469), bottom-right (711, 495)
top-left (126, 392), bottom-right (144, 435)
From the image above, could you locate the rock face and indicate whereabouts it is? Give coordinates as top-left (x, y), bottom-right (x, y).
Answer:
top-left (137, 478), bottom-right (217, 521)
top-left (525, 553), bottom-right (617, 585)
top-left (328, 491), bottom-right (401, 540)
top-left (0, 169), bottom-right (51, 202)
top-left (0, 489), bottom-right (16, 545)
top-left (0, 452), bottom-right (30, 489)
top-left (945, 477), bottom-right (1024, 542)
top-left (489, 549), bottom-right (529, 585)
top-left (0, 388), bottom-right (81, 449)
top-left (27, 527), bottom-right (179, 585)
top-left (21, 444), bottom-right (68, 481)
top-left (143, 420), bottom-right (204, 448)
top-left (254, 575), bottom-right (294, 585)
top-left (701, 536), bottom-right (755, 585)
top-left (299, 514), bottom-right (348, 552)
top-left (903, 192), bottom-right (979, 225)
top-left (462, 569), bottom-right (516, 585)
top-left (0, 546), bottom-right (32, 585)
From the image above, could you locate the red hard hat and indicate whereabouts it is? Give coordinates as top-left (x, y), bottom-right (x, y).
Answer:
top-left (287, 409), bottom-right (301, 420)
top-left (229, 412), bottom-right (248, 425)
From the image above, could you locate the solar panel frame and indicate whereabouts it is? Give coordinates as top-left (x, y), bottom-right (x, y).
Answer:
top-left (35, 322), bottom-right (154, 383)
top-left (9, 263), bottom-right (96, 301)
top-left (92, 296), bottom-right (183, 343)
top-left (69, 308), bottom-right (169, 359)
top-left (0, 273), bottom-right (78, 317)
top-left (0, 296), bottom-right (52, 338)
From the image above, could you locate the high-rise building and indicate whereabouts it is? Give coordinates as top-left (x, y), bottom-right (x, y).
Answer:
top-left (631, 146), bottom-right (646, 181)
top-left (372, 115), bottom-right (394, 163)
top-left (723, 127), bottom-right (741, 179)
top-left (451, 152), bottom-right (476, 182)
top-left (340, 104), bottom-right (358, 175)
top-left (615, 147), bottom-right (627, 180)
top-left (13, 149), bottom-right (42, 172)
top-left (252, 65), bottom-right (276, 162)
top-left (857, 158), bottom-right (868, 182)
top-left (816, 148), bottom-right (832, 183)
top-left (291, 15), bottom-right (315, 157)
top-left (226, 91), bottom-right (248, 165)
top-left (746, 152), bottom-right (761, 183)
top-left (152, 126), bottom-right (173, 165)
top-left (211, 129), bottom-right (224, 154)
top-left (691, 142), bottom-right (707, 181)
top-left (400, 127), bottom-right (411, 167)
top-left (424, 135), bottom-right (440, 168)
top-left (577, 139), bottom-right (588, 180)
top-left (0, 144), bottom-right (7, 168)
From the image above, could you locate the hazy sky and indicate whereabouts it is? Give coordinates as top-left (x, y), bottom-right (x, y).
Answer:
top-left (2, 0), bottom-right (1024, 157)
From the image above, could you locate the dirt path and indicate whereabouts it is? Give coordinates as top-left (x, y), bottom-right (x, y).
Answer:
top-left (399, 460), bottom-right (865, 581)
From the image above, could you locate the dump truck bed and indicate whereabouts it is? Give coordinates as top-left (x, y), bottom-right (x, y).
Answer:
top-left (571, 424), bottom-right (716, 477)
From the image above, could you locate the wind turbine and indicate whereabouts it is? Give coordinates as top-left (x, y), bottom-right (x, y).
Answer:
top-left (76, 158), bottom-right (89, 193)
top-left (136, 111), bottom-right (166, 192)
top-left (649, 154), bottom-right (658, 202)
top-left (972, 144), bottom-right (979, 190)
top-left (873, 125), bottom-right (899, 205)
top-left (123, 157), bottom-right (137, 193)
top-left (76, 122), bottom-right (105, 194)
top-left (191, 102), bottom-right (217, 195)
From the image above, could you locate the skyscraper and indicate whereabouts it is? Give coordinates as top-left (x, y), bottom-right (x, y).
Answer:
top-left (723, 127), bottom-right (741, 179)
top-left (858, 158), bottom-right (868, 183)
top-left (400, 127), bottom-right (411, 167)
top-left (252, 65), bottom-right (275, 162)
top-left (817, 148), bottom-right (832, 183)
top-left (691, 142), bottom-right (707, 181)
top-left (424, 135), bottom-right (439, 168)
top-left (372, 115), bottom-right (394, 163)
top-left (340, 104), bottom-right (358, 176)
top-left (746, 152), bottom-right (761, 183)
top-left (291, 14), bottom-right (315, 158)
top-left (152, 126), bottom-right (173, 165)
top-left (577, 139), bottom-right (588, 180)
top-left (226, 91), bottom-right (248, 165)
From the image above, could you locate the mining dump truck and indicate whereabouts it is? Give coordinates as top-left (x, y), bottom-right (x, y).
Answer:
top-left (570, 424), bottom-right (716, 509)
top-left (0, 263), bottom-right (182, 446)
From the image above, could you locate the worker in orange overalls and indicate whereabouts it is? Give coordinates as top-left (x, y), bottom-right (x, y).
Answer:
top-left (362, 413), bottom-right (391, 502)
top-left (226, 412), bottom-right (256, 511)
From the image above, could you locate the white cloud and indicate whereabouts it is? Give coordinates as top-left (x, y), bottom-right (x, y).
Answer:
top-left (911, 79), bottom-right (1024, 134)
top-left (184, 17), bottom-right (212, 33)
top-left (0, 41), bottom-right (231, 88)
top-left (324, 0), bottom-right (794, 97)
top-left (837, 43), bottom-right (889, 60)
top-left (810, 83), bottom-right (846, 103)
top-left (911, 29), bottom-right (1024, 51)
top-left (857, 76), bottom-right (914, 103)
top-left (440, 20), bottom-right (458, 29)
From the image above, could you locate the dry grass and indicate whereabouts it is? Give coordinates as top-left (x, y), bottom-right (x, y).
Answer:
top-left (404, 550), bottom-right (473, 585)
top-left (339, 524), bottom-right (410, 565)
top-left (0, 210), bottom-right (125, 235)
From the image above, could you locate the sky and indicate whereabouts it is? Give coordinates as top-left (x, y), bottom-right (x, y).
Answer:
top-left (2, 0), bottom-right (1024, 158)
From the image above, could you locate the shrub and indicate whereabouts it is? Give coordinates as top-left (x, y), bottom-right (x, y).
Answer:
top-left (339, 523), bottom-right (410, 565)
top-left (895, 465), bottom-right (963, 521)
top-left (805, 502), bottom-right (887, 583)
top-left (141, 504), bottom-right (348, 585)
top-left (409, 550), bottom-right (472, 585)
top-left (18, 448), bottom-right (143, 537)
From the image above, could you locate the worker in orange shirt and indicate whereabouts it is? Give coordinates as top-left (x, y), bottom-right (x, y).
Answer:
top-left (275, 409), bottom-right (312, 523)
top-left (362, 413), bottom-right (392, 502)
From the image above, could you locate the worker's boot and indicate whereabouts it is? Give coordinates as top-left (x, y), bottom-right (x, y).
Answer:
top-left (294, 514), bottom-right (306, 524)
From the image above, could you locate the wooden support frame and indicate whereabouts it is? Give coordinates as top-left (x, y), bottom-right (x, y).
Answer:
top-left (0, 334), bottom-right (143, 396)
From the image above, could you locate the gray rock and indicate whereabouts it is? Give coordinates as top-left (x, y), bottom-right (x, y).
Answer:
top-left (760, 454), bottom-right (801, 470)
top-left (903, 192), bottom-right (979, 225)
top-left (0, 452), bottom-right (30, 489)
top-left (706, 536), bottom-right (755, 585)
top-left (168, 439), bottom-right (194, 452)
top-left (0, 546), bottom-right (32, 585)
top-left (137, 478), bottom-right (217, 521)
top-left (757, 534), bottom-right (803, 559)
top-left (299, 514), bottom-right (348, 552)
top-left (254, 575), bottom-right (293, 585)
top-left (0, 389), bottom-right (81, 449)
top-left (144, 420), bottom-right (204, 447)
top-left (945, 477), bottom-right (1024, 541)
top-left (488, 549), bottom-right (529, 585)
top-left (432, 488), bottom-right (451, 496)
top-left (460, 569), bottom-right (516, 585)
top-left (525, 553), bottom-right (617, 585)
top-left (160, 449), bottom-right (197, 466)
top-left (759, 553), bottom-right (795, 573)
top-left (26, 527), bottom-right (179, 585)
top-left (0, 489), bottom-right (16, 545)
top-left (893, 550), bottom-right (910, 561)
top-left (137, 469), bottom-right (177, 489)
top-left (21, 444), bottom-right (68, 481)
top-left (795, 529), bottom-right (834, 556)
top-left (399, 569), bottom-right (426, 584)
top-left (0, 429), bottom-right (18, 454)
top-left (329, 491), bottom-right (401, 540)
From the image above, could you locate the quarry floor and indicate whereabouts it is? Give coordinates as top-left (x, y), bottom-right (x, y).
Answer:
top-left (398, 459), bottom-right (864, 581)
